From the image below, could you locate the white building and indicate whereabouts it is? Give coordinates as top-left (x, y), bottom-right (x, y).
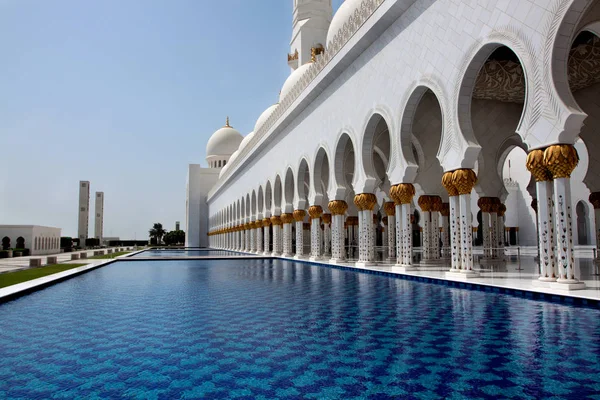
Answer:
top-left (78, 181), bottom-right (90, 244)
top-left (0, 225), bottom-right (61, 255)
top-left (95, 191), bottom-right (104, 241)
top-left (187, 0), bottom-right (600, 290)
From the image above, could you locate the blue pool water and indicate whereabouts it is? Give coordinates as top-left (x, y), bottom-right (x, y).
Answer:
top-left (1, 259), bottom-right (599, 399)
top-left (131, 249), bottom-right (241, 257)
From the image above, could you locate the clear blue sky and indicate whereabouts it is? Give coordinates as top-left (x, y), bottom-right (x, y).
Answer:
top-left (0, 0), bottom-right (344, 239)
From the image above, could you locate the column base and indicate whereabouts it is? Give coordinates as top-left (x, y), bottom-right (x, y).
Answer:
top-left (293, 254), bottom-right (307, 260)
top-left (549, 279), bottom-right (586, 290)
top-left (309, 256), bottom-right (323, 262)
top-left (282, 252), bottom-right (294, 258)
top-left (355, 261), bottom-right (377, 268)
top-left (445, 270), bottom-right (480, 280)
top-left (329, 258), bottom-right (347, 264)
top-left (393, 264), bottom-right (416, 272)
top-left (272, 252), bottom-right (282, 257)
top-left (538, 276), bottom-right (557, 283)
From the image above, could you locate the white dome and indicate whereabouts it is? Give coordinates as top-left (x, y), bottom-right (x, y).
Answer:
top-left (280, 63), bottom-right (312, 102)
top-left (228, 150), bottom-right (240, 165)
top-left (254, 104), bottom-right (278, 133)
top-left (206, 123), bottom-right (243, 157)
top-left (326, 0), bottom-right (361, 46)
top-left (239, 131), bottom-right (255, 152)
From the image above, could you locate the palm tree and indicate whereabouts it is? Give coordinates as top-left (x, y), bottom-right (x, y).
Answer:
top-left (149, 223), bottom-right (166, 244)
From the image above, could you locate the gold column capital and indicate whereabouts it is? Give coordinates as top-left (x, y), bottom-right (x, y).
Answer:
top-left (293, 209), bottom-right (306, 221)
top-left (452, 169), bottom-right (477, 195)
top-left (262, 218), bottom-right (271, 227)
top-left (353, 193), bottom-right (377, 211)
top-left (418, 195), bottom-right (432, 212)
top-left (308, 205), bottom-right (323, 219)
top-left (543, 144), bottom-right (579, 179)
top-left (440, 202), bottom-right (450, 217)
top-left (383, 201), bottom-right (395, 216)
top-left (390, 183), bottom-right (415, 204)
top-left (430, 196), bottom-right (443, 212)
top-left (526, 149), bottom-right (552, 182)
top-left (270, 215), bottom-right (282, 226)
top-left (442, 172), bottom-right (458, 197)
top-left (328, 200), bottom-right (348, 215)
top-left (281, 213), bottom-right (294, 224)
top-left (321, 213), bottom-right (332, 224)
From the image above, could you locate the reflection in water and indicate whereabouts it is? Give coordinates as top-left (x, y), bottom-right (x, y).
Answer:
top-left (0, 259), bottom-right (598, 398)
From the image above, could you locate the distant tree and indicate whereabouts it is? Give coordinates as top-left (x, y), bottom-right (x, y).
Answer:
top-left (149, 223), bottom-right (166, 244)
top-left (163, 230), bottom-right (185, 246)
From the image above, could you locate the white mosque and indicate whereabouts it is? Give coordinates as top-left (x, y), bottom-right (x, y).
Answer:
top-left (186, 0), bottom-right (600, 291)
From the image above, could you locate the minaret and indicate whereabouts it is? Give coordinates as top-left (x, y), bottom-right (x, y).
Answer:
top-left (289, 0), bottom-right (332, 70)
top-left (95, 192), bottom-right (104, 242)
top-left (78, 181), bottom-right (90, 245)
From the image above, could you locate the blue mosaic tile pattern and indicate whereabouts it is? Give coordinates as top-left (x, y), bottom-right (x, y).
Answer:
top-left (1, 258), bottom-right (599, 399)
top-left (131, 249), bottom-right (243, 258)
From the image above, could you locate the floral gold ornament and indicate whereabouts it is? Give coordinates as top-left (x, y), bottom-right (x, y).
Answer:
top-left (353, 193), bottom-right (377, 211)
top-left (328, 200), bottom-right (348, 215)
top-left (441, 172), bottom-right (458, 196)
top-left (452, 169), bottom-right (477, 195)
top-left (418, 195), bottom-right (432, 212)
top-left (346, 216), bottom-right (359, 226)
top-left (543, 144), bottom-right (579, 179)
top-left (281, 213), bottom-right (294, 224)
top-left (383, 201), bottom-right (395, 216)
top-left (321, 213), bottom-right (332, 224)
top-left (390, 183), bottom-right (415, 204)
top-left (270, 216), bottom-right (282, 226)
top-left (526, 149), bottom-right (552, 182)
top-left (498, 204), bottom-right (507, 217)
top-left (262, 218), bottom-right (271, 227)
top-left (440, 203), bottom-right (450, 217)
top-left (477, 197), bottom-right (493, 213)
top-left (430, 196), bottom-right (443, 212)
top-left (293, 209), bottom-right (306, 221)
top-left (308, 205), bottom-right (323, 219)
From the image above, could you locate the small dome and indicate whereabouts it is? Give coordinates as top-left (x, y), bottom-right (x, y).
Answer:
top-left (239, 131), bottom-right (255, 152)
top-left (228, 149), bottom-right (240, 165)
top-left (326, 0), bottom-right (361, 46)
top-left (280, 63), bottom-right (312, 102)
top-left (206, 118), bottom-right (243, 158)
top-left (254, 104), bottom-right (278, 133)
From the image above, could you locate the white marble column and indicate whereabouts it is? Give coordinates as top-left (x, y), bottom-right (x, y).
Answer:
top-left (322, 214), bottom-right (332, 257)
top-left (589, 193), bottom-right (600, 262)
top-left (263, 219), bottom-right (271, 255)
top-left (394, 204), bottom-right (402, 264)
top-left (250, 223), bottom-right (256, 253)
top-left (281, 213), bottom-right (294, 257)
top-left (354, 194), bottom-right (377, 267)
top-left (490, 207), bottom-right (499, 259)
top-left (293, 210), bottom-right (306, 259)
top-left (271, 216), bottom-right (282, 256)
top-left (387, 215), bottom-right (395, 261)
top-left (309, 206), bottom-right (323, 260)
top-left (480, 201), bottom-right (491, 259)
top-left (544, 145), bottom-right (582, 288)
top-left (256, 222), bottom-right (263, 254)
top-left (389, 184), bottom-right (416, 269)
top-left (431, 197), bottom-right (442, 261)
top-left (328, 200), bottom-right (348, 263)
top-left (447, 169), bottom-right (478, 277)
top-left (441, 203), bottom-right (450, 258)
top-left (419, 195), bottom-right (432, 261)
top-left (497, 204), bottom-right (505, 256)
top-left (527, 149), bottom-right (556, 282)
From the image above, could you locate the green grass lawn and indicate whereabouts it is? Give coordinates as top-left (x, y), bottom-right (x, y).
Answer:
top-left (0, 264), bottom-right (88, 289)
top-left (88, 251), bottom-right (131, 260)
